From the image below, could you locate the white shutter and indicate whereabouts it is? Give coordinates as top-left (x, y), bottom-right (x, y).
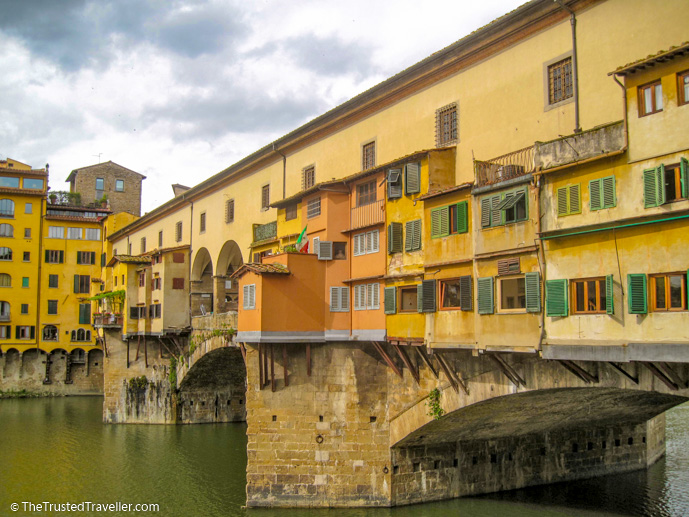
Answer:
top-left (370, 230), bottom-right (379, 253)
top-left (313, 237), bottom-right (320, 256)
top-left (369, 283), bottom-right (379, 309)
top-left (243, 284), bottom-right (255, 310)
top-left (353, 234), bottom-right (360, 256)
top-left (340, 287), bottom-right (350, 311)
top-left (330, 287), bottom-right (340, 312)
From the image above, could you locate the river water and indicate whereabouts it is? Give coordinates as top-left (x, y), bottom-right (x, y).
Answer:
top-left (1, 398), bottom-right (687, 517)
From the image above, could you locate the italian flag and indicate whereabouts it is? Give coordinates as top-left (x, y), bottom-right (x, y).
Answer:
top-left (296, 226), bottom-right (308, 253)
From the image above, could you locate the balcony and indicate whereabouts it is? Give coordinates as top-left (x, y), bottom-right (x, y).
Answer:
top-left (474, 146), bottom-right (534, 188)
top-left (350, 199), bottom-right (384, 230)
top-left (93, 313), bottom-right (123, 328)
top-left (252, 220), bottom-right (277, 244)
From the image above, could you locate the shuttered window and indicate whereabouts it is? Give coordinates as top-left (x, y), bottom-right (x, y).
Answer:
top-left (387, 169), bottom-right (402, 199)
top-left (545, 279), bottom-right (568, 317)
top-left (525, 272), bottom-right (541, 313)
top-left (384, 286), bottom-right (397, 314)
top-left (556, 184), bottom-right (581, 216)
top-left (431, 201), bottom-right (469, 238)
top-left (353, 283), bottom-right (379, 310)
top-left (302, 166), bottom-right (315, 191)
top-left (318, 241), bottom-right (333, 260)
top-left (45, 250), bottom-right (64, 264)
top-left (329, 286), bottom-right (350, 312)
top-left (627, 274), bottom-right (647, 314)
top-left (481, 188), bottom-right (527, 228)
top-left (497, 258), bottom-right (520, 276)
top-left (73, 275), bottom-right (90, 294)
top-left (76, 251), bottom-right (95, 265)
top-left (589, 176), bottom-right (616, 210)
top-left (226, 199), bottom-right (235, 223)
top-left (78, 303), bottom-right (91, 324)
top-left (404, 219), bottom-right (421, 251)
top-left (388, 222), bottom-right (403, 253)
top-left (417, 280), bottom-right (436, 313)
top-left (477, 277), bottom-right (494, 314)
top-left (404, 162), bottom-right (421, 195)
top-left (243, 284), bottom-right (256, 310)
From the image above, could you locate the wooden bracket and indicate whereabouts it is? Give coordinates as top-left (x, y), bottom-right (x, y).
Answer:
top-left (282, 344), bottom-right (289, 387)
top-left (642, 362), bottom-right (679, 391)
top-left (306, 344), bottom-right (311, 377)
top-left (144, 336), bottom-right (148, 368)
top-left (435, 351), bottom-right (469, 395)
top-left (657, 362), bottom-right (686, 389)
top-left (393, 344), bottom-right (420, 384)
top-left (557, 360), bottom-right (598, 384)
top-left (608, 362), bottom-right (638, 384)
top-left (239, 343), bottom-right (247, 364)
top-left (488, 353), bottom-right (526, 388)
top-left (126, 339), bottom-right (130, 369)
top-left (270, 344), bottom-right (275, 392)
top-left (371, 342), bottom-right (403, 379)
top-left (135, 335), bottom-right (141, 362)
top-left (415, 347), bottom-right (439, 379)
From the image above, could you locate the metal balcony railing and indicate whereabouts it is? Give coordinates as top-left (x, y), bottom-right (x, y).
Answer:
top-left (93, 314), bottom-right (123, 327)
top-left (474, 146), bottom-right (534, 187)
top-left (350, 199), bottom-right (384, 230)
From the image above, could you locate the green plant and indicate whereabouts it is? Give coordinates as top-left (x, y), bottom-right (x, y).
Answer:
top-left (283, 244), bottom-right (297, 252)
top-left (427, 388), bottom-right (444, 420)
top-left (169, 357), bottom-right (177, 389)
top-left (128, 376), bottom-right (148, 391)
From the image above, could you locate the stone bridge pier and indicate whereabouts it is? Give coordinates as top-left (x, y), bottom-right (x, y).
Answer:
top-left (242, 341), bottom-right (689, 508)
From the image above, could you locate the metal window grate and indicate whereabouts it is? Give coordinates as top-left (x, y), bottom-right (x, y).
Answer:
top-left (436, 103), bottom-right (457, 146)
top-left (362, 142), bottom-right (376, 170)
top-left (548, 57), bottom-right (573, 105)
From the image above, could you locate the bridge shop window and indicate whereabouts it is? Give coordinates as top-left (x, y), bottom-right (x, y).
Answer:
top-left (480, 186), bottom-right (528, 228)
top-left (16, 325), bottom-right (35, 340)
top-left (439, 277), bottom-right (472, 311)
top-left (571, 276), bottom-right (613, 315)
top-left (679, 70), bottom-right (689, 106)
top-left (42, 325), bottom-right (58, 341)
top-left (356, 180), bottom-right (377, 207)
top-left (430, 201), bottom-right (468, 237)
top-left (638, 79), bottom-right (663, 117)
top-left (650, 273), bottom-right (687, 312)
top-left (643, 160), bottom-right (688, 207)
top-left (399, 286), bottom-right (418, 313)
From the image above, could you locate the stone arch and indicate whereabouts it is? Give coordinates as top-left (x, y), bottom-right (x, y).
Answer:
top-left (215, 240), bottom-right (244, 312)
top-left (177, 347), bottom-right (247, 424)
top-left (191, 248), bottom-right (214, 316)
top-left (2, 347), bottom-right (21, 379)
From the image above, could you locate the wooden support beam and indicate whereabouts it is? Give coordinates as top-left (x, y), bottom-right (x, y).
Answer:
top-left (435, 352), bottom-right (469, 395)
top-left (306, 344), bottom-right (311, 377)
top-left (657, 362), bottom-right (685, 389)
top-left (135, 335), bottom-right (141, 362)
top-left (282, 344), bottom-right (289, 387)
top-left (415, 347), bottom-right (439, 379)
top-left (434, 352), bottom-right (458, 393)
top-left (270, 344), bottom-right (275, 392)
top-left (608, 362), bottom-right (639, 384)
top-left (144, 336), bottom-right (148, 368)
top-left (557, 360), bottom-right (598, 384)
top-left (239, 343), bottom-right (246, 364)
top-left (371, 342), bottom-right (403, 379)
top-left (393, 344), bottom-right (419, 384)
top-left (258, 344), bottom-right (264, 388)
top-left (126, 339), bottom-right (130, 368)
top-left (488, 353), bottom-right (526, 388)
top-left (642, 362), bottom-right (679, 391)
top-left (263, 344), bottom-right (269, 388)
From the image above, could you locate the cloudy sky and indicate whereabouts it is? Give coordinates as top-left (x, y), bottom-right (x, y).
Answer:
top-left (1, 0), bottom-right (525, 213)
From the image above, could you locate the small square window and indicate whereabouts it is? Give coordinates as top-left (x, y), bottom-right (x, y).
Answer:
top-left (21, 303), bottom-right (29, 314)
top-left (362, 141), bottom-right (376, 170)
top-left (25, 203), bottom-right (32, 214)
top-left (547, 57), bottom-right (573, 105)
top-left (23, 251), bottom-right (30, 262)
top-left (115, 179), bottom-right (124, 192)
top-left (261, 185), bottom-right (270, 210)
top-left (499, 276), bottom-right (526, 312)
top-left (399, 286), bottom-right (418, 312)
top-left (638, 80), bottom-right (663, 117)
top-left (571, 278), bottom-right (607, 314)
top-left (47, 300), bottom-right (58, 315)
top-left (96, 178), bottom-right (104, 190)
top-left (22, 277), bottom-right (29, 288)
top-left (24, 228), bottom-right (30, 238)
top-left (436, 103), bottom-right (458, 146)
top-left (49, 274), bottom-right (58, 288)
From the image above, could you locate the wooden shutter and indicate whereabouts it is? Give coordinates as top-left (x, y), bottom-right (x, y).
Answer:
top-left (130, 307), bottom-right (139, 320)
top-left (30, 326), bottom-right (35, 339)
top-left (387, 169), bottom-right (402, 199)
top-left (680, 158), bottom-right (688, 199)
top-left (76, 252), bottom-right (82, 265)
top-left (418, 279), bottom-right (436, 313)
top-left (456, 201), bottom-right (468, 233)
top-left (569, 184), bottom-right (581, 213)
top-left (384, 287), bottom-right (397, 314)
top-left (490, 195), bottom-right (502, 226)
top-left (477, 277), bottom-right (494, 315)
top-left (643, 168), bottom-right (658, 208)
top-left (367, 283), bottom-right (379, 309)
top-left (353, 234), bottom-right (361, 256)
top-left (59, 250), bottom-right (64, 264)
top-left (405, 220), bottom-right (421, 251)
top-left (525, 272), bottom-right (541, 313)
top-left (388, 223), bottom-right (402, 253)
top-left (480, 198), bottom-right (491, 228)
top-left (605, 274), bottom-right (614, 315)
top-left (430, 207), bottom-right (447, 238)
top-left (497, 257), bottom-right (520, 276)
top-left (369, 230), bottom-right (379, 253)
top-left (656, 165), bottom-right (666, 205)
top-left (73, 275), bottom-right (79, 294)
top-left (545, 279), bottom-right (568, 317)
top-left (459, 275), bottom-right (472, 311)
top-left (602, 176), bottom-right (616, 208)
top-left (330, 287), bottom-right (341, 312)
top-left (557, 187), bottom-right (568, 216)
top-left (627, 274), bottom-right (647, 314)
top-left (589, 179), bottom-right (602, 211)
top-left (405, 162), bottom-right (420, 194)
top-left (318, 241), bottom-right (333, 260)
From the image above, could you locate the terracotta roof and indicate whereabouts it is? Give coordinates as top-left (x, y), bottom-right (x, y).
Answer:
top-left (65, 161), bottom-right (147, 182)
top-left (45, 215), bottom-right (106, 223)
top-left (610, 41), bottom-right (689, 76)
top-left (229, 262), bottom-right (290, 279)
top-left (148, 245), bottom-right (190, 255)
top-left (0, 167), bottom-right (47, 176)
top-left (106, 254), bottom-right (152, 267)
top-left (417, 182), bottom-right (473, 201)
top-left (0, 187), bottom-right (46, 196)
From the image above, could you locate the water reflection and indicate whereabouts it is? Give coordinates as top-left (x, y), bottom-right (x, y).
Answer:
top-left (0, 398), bottom-right (687, 517)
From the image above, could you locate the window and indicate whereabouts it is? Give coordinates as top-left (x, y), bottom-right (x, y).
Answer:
top-left (149, 304), bottom-right (162, 318)
top-left (49, 274), bottom-right (58, 288)
top-left (71, 328), bottom-right (91, 342)
top-left (0, 325), bottom-right (9, 339)
top-left (643, 161), bottom-right (688, 207)
top-left (21, 277), bottom-right (29, 288)
top-left (589, 176), bottom-right (616, 210)
top-left (23, 251), bottom-right (29, 262)
top-left (42, 325), bottom-right (58, 341)
top-left (73, 275), bottom-right (90, 294)
top-left (638, 80), bottom-right (663, 116)
top-left (45, 250), bottom-right (64, 264)
top-left (96, 178), bottom-right (104, 191)
top-left (399, 286), bottom-right (418, 312)
top-left (48, 300), bottom-right (58, 315)
top-left (436, 103), bottom-right (458, 146)
top-left (225, 199), bottom-right (235, 223)
top-left (21, 303), bottom-right (28, 314)
top-left (556, 184), bottom-right (581, 216)
top-left (481, 187), bottom-right (528, 228)
top-left (261, 184), bottom-right (270, 210)
top-left (0, 247), bottom-right (11, 260)
top-left (78, 303), bottom-right (91, 324)
top-left (302, 166), bottom-right (315, 190)
top-left (431, 202), bottom-right (469, 237)
top-left (285, 203), bottom-right (297, 221)
top-left (172, 278), bottom-right (184, 290)
top-left (115, 179), bottom-right (124, 192)
top-left (440, 277), bottom-right (472, 311)
top-left (175, 221), bottom-right (183, 242)
top-left (243, 284), bottom-right (256, 310)
top-left (0, 274), bottom-right (9, 287)
top-left (141, 237), bottom-right (146, 253)
top-left (307, 197), bottom-right (321, 219)
top-left (387, 222), bottom-right (403, 253)
top-left (0, 223), bottom-right (12, 237)
top-left (152, 277), bottom-right (161, 290)
top-left (499, 276), bottom-right (526, 311)
top-left (354, 283), bottom-right (379, 310)
top-left (404, 163), bottom-right (420, 195)
top-left (23, 178), bottom-right (43, 190)
top-left (353, 230), bottom-right (379, 256)
top-left (387, 169), bottom-right (402, 200)
top-left (25, 203), bottom-right (32, 214)
top-left (650, 273), bottom-right (686, 312)
top-left (0, 177), bottom-right (18, 188)
top-left (129, 306), bottom-right (146, 320)
top-left (85, 228), bottom-right (101, 240)
top-left (0, 301), bottom-right (9, 320)
top-left (0, 199), bottom-right (14, 217)
top-left (158, 230), bottom-right (163, 247)
top-left (362, 141), bottom-right (376, 170)
top-left (333, 242), bottom-right (346, 260)
top-left (330, 286), bottom-right (350, 312)
top-left (173, 252), bottom-right (185, 263)
top-left (67, 227), bottom-right (82, 240)
top-left (571, 277), bottom-right (612, 314)
top-left (679, 70), bottom-right (689, 106)
top-left (22, 228), bottom-right (30, 239)
top-left (357, 181), bottom-right (377, 207)
top-left (76, 251), bottom-right (96, 265)
top-left (49, 226), bottom-right (64, 239)
top-left (139, 272), bottom-right (146, 287)
top-left (200, 212), bottom-right (206, 233)
top-left (547, 57), bottom-right (573, 105)
top-left (404, 219), bottom-right (422, 251)
top-left (16, 326), bottom-right (35, 340)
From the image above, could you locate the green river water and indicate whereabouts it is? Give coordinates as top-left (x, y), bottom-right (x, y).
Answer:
top-left (1, 397), bottom-right (687, 516)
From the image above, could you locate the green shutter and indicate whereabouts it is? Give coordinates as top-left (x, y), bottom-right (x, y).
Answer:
top-left (569, 184), bottom-right (581, 214)
top-left (384, 287), bottom-right (397, 314)
top-left (76, 252), bottom-right (82, 265)
top-left (480, 198), bottom-right (491, 228)
top-left (388, 222), bottom-right (402, 253)
top-left (73, 275), bottom-right (79, 294)
top-left (545, 279), bottom-right (568, 317)
top-left (45, 250), bottom-right (49, 262)
top-left (606, 274), bottom-right (614, 315)
top-left (405, 221), bottom-right (414, 251)
top-left (417, 284), bottom-right (423, 313)
top-left (59, 250), bottom-right (64, 264)
top-left (459, 275), bottom-right (472, 311)
top-left (589, 179), bottom-right (602, 211)
top-left (405, 162), bottom-right (420, 194)
top-left (477, 277), bottom-right (494, 315)
top-left (413, 220), bottom-right (421, 250)
top-left (457, 201), bottom-right (468, 233)
top-left (627, 274), bottom-right (647, 314)
top-left (418, 279), bottom-right (436, 313)
top-left (101, 253), bottom-right (106, 267)
top-left (656, 165), bottom-right (666, 205)
top-left (602, 176), bottom-right (616, 208)
top-left (525, 272), bottom-right (541, 313)
top-left (681, 158), bottom-right (688, 199)
top-left (491, 194), bottom-right (503, 226)
top-left (557, 187), bottom-right (568, 216)
top-left (30, 326), bottom-right (35, 339)
top-left (643, 168), bottom-right (658, 208)
top-left (430, 207), bottom-right (444, 238)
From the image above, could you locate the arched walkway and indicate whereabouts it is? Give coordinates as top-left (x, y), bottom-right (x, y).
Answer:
top-left (215, 240), bottom-right (243, 312)
top-left (191, 248), bottom-right (214, 316)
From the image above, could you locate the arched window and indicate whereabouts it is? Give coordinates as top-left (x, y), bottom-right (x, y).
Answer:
top-left (0, 247), bottom-right (11, 260)
top-left (0, 199), bottom-right (14, 217)
top-left (76, 328), bottom-right (86, 341)
top-left (0, 301), bottom-right (9, 320)
top-left (85, 330), bottom-right (91, 341)
top-left (71, 330), bottom-right (77, 341)
top-left (0, 274), bottom-right (10, 287)
top-left (0, 224), bottom-right (13, 237)
top-left (43, 325), bottom-right (58, 341)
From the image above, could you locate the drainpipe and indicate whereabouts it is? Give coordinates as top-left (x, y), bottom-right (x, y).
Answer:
top-left (612, 73), bottom-right (629, 150)
top-left (555, 0), bottom-right (581, 133)
top-left (534, 173), bottom-right (547, 351)
top-left (273, 143), bottom-right (287, 200)
top-left (36, 193), bottom-right (46, 350)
